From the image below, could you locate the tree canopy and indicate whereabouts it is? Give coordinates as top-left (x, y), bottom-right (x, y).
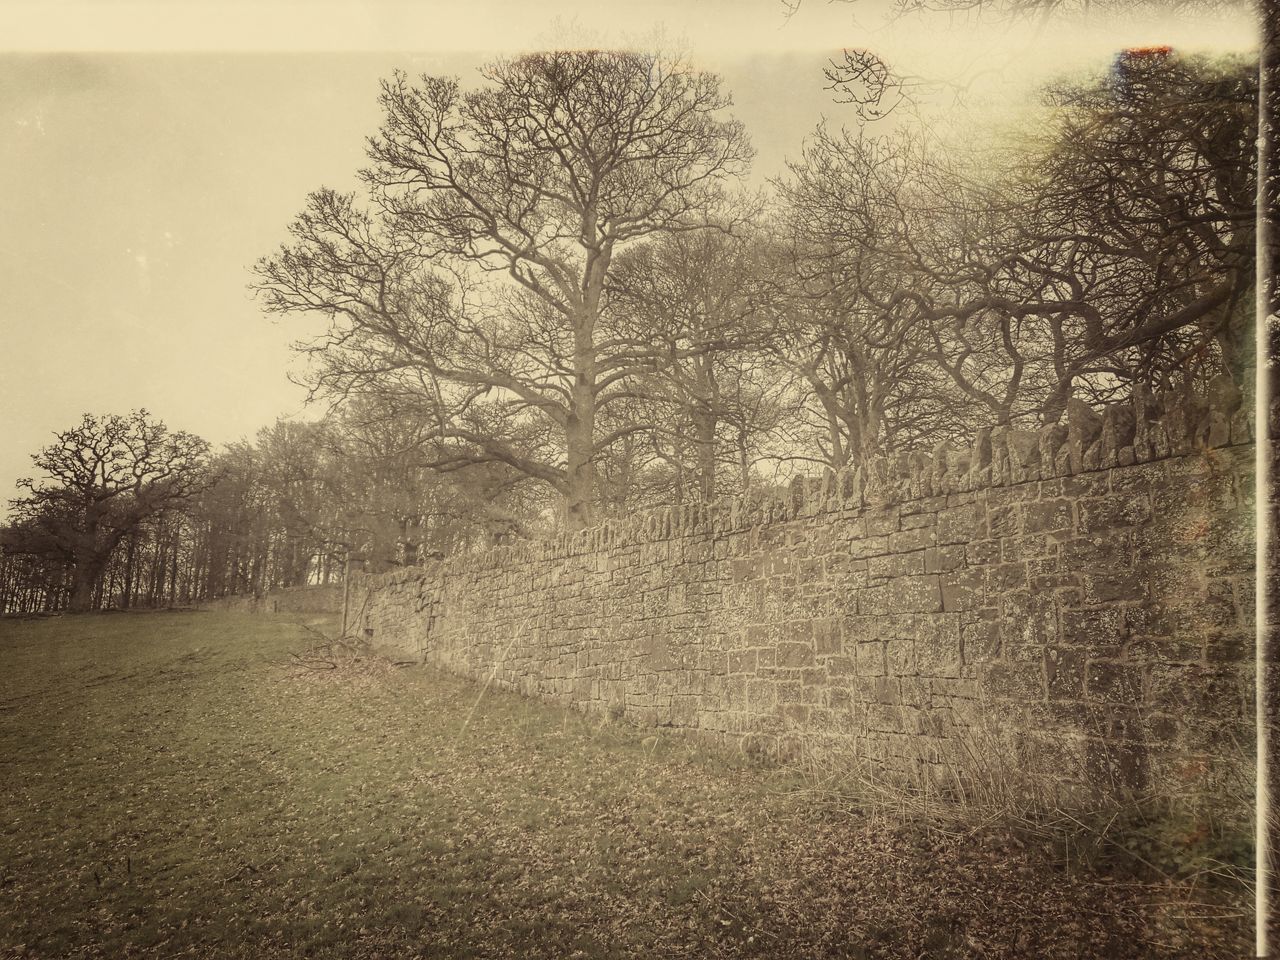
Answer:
top-left (6, 411), bottom-right (210, 611)
top-left (256, 49), bottom-right (753, 530)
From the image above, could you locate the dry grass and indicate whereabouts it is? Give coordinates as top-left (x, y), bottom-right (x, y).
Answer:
top-left (781, 709), bottom-right (1255, 944)
top-left (0, 611), bottom-right (1254, 959)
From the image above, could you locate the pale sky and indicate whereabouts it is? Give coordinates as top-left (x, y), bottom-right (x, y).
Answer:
top-left (0, 1), bottom-right (1257, 502)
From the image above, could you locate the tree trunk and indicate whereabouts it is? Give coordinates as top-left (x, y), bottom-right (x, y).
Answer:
top-left (692, 408), bottom-right (718, 501)
top-left (827, 406), bottom-right (848, 469)
top-left (564, 394), bottom-right (596, 531)
top-left (1042, 380), bottom-right (1073, 425)
top-left (856, 402), bottom-right (886, 468)
top-left (565, 303), bottom-right (599, 531)
top-left (121, 531), bottom-right (137, 609)
top-left (564, 209), bottom-right (608, 533)
top-left (168, 528), bottom-right (180, 607)
top-left (68, 558), bottom-right (104, 613)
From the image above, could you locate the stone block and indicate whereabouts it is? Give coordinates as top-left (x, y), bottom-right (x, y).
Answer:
top-left (916, 616), bottom-right (963, 678)
top-left (987, 504), bottom-right (1021, 538)
top-left (1077, 493), bottom-right (1153, 534)
top-left (884, 575), bottom-right (943, 614)
top-left (848, 535), bottom-right (892, 560)
top-left (1085, 661), bottom-right (1144, 705)
top-left (813, 617), bottom-right (842, 655)
top-left (1038, 423), bottom-right (1069, 476)
top-left (746, 678), bottom-right (775, 707)
top-left (1083, 570), bottom-right (1148, 604)
top-left (856, 640), bottom-right (886, 676)
top-left (962, 619), bottom-right (1002, 661)
top-left (866, 702), bottom-right (902, 732)
top-left (1000, 590), bottom-right (1060, 646)
top-left (776, 681), bottom-right (803, 704)
top-left (873, 676), bottom-right (900, 704)
top-left (1045, 647), bottom-right (1086, 700)
top-left (981, 661), bottom-right (1045, 700)
top-left (983, 562), bottom-right (1028, 594)
top-left (1124, 631), bottom-right (1203, 664)
top-left (867, 551), bottom-right (926, 580)
top-left (1059, 533), bottom-right (1131, 568)
top-left (1021, 499), bottom-right (1074, 533)
top-left (1066, 399), bottom-right (1104, 473)
top-left (826, 654), bottom-right (856, 676)
top-left (886, 637), bottom-right (917, 675)
top-left (866, 510), bottom-right (900, 536)
top-left (1059, 607), bottom-right (1126, 653)
top-left (966, 540), bottom-right (1002, 565)
top-left (1000, 534), bottom-right (1052, 563)
top-left (778, 641), bottom-right (815, 668)
top-left (941, 569), bottom-right (984, 612)
top-left (937, 503), bottom-right (985, 544)
top-left (924, 545), bottom-right (965, 573)
top-left (889, 526), bottom-right (936, 553)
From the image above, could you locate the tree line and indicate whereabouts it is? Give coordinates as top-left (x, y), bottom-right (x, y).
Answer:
top-left (0, 406), bottom-right (534, 613)
top-left (1, 44), bottom-right (1261, 613)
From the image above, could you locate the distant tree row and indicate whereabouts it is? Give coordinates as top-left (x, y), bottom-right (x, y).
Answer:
top-left (1, 405), bottom-right (540, 614)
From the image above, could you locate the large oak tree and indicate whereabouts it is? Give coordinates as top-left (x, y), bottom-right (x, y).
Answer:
top-left (256, 50), bottom-right (752, 530)
top-left (7, 411), bottom-right (210, 612)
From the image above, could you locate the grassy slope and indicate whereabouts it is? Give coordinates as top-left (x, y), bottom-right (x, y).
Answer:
top-left (0, 611), bottom-right (1249, 959)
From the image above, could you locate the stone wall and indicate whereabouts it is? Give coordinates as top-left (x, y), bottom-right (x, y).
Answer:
top-left (350, 382), bottom-right (1260, 799)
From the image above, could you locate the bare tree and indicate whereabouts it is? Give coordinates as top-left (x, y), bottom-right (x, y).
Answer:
top-left (931, 51), bottom-right (1258, 420)
top-left (780, 53), bottom-right (1257, 429)
top-left (785, 0), bottom-right (1274, 398)
top-left (608, 226), bottom-right (781, 500)
top-left (776, 126), bottom-right (972, 469)
top-left (256, 50), bottom-right (753, 530)
top-left (7, 412), bottom-right (210, 613)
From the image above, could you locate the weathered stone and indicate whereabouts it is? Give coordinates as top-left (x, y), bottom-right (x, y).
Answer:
top-left (1131, 383), bottom-right (1157, 461)
top-left (923, 544), bottom-right (965, 574)
top-left (867, 551), bottom-right (926, 580)
top-left (1060, 607), bottom-right (1126, 653)
top-left (1045, 647), bottom-right (1086, 700)
top-left (778, 640), bottom-right (815, 668)
top-left (1077, 493), bottom-right (1152, 533)
top-left (1021, 499), bottom-right (1074, 533)
top-left (1085, 661), bottom-right (1144, 704)
top-left (982, 661), bottom-right (1045, 700)
top-left (946, 448), bottom-right (972, 482)
top-left (856, 641), bottom-right (887, 677)
top-left (1006, 428), bottom-right (1040, 469)
top-left (971, 427), bottom-right (993, 473)
top-left (915, 616), bottom-right (963, 678)
top-left (1083, 570), bottom-right (1149, 604)
top-left (1230, 408), bottom-right (1252, 445)
top-left (1066, 398), bottom-right (1103, 474)
top-left (1099, 403), bottom-right (1136, 469)
top-left (885, 575), bottom-right (944, 614)
top-left (941, 569), bottom-right (983, 612)
top-left (937, 503), bottom-right (985, 544)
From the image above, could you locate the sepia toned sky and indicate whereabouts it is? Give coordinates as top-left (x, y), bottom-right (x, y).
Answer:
top-left (0, 1), bottom-right (1257, 501)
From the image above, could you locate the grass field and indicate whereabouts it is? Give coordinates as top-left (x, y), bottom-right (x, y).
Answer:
top-left (0, 611), bottom-right (1251, 959)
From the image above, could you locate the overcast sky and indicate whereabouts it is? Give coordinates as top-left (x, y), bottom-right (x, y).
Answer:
top-left (0, 1), bottom-right (1257, 501)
